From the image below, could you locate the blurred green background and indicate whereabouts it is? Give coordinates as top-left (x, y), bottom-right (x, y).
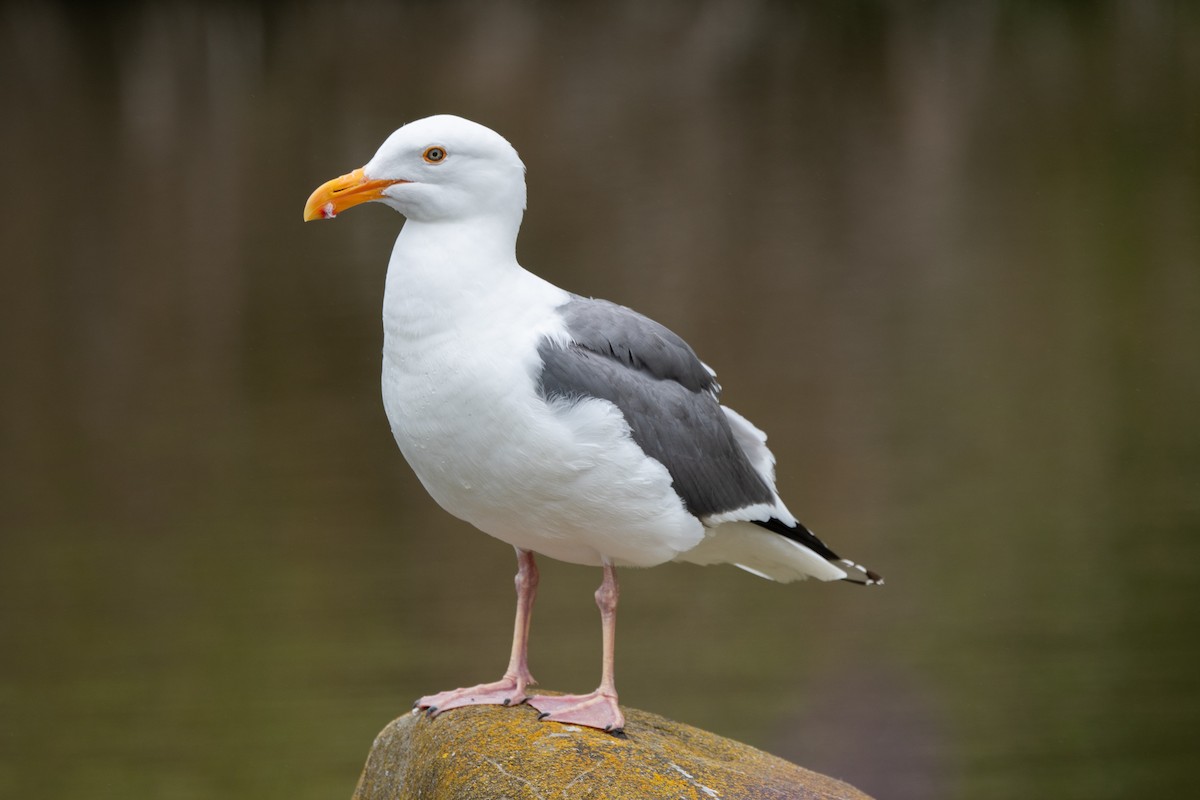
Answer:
top-left (2, 2), bottom-right (1198, 798)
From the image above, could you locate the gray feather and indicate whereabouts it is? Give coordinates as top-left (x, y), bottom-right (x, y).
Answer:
top-left (537, 296), bottom-right (774, 520)
top-left (557, 297), bottom-right (718, 394)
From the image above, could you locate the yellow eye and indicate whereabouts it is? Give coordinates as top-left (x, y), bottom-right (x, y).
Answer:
top-left (423, 146), bottom-right (447, 164)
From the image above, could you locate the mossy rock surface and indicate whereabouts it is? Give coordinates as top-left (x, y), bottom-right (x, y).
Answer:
top-left (352, 698), bottom-right (873, 799)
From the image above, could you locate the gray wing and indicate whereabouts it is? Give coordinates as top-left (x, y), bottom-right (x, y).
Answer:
top-left (537, 296), bottom-right (775, 520)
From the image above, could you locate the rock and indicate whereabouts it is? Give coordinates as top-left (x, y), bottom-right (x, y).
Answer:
top-left (352, 698), bottom-right (874, 800)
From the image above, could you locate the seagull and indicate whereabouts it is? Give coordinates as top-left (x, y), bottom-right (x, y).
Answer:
top-left (303, 114), bottom-right (881, 735)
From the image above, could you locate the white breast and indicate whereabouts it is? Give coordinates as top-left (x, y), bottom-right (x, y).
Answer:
top-left (379, 240), bottom-right (704, 567)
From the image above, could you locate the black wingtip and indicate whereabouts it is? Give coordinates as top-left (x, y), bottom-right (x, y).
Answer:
top-left (838, 559), bottom-right (884, 586)
top-left (753, 518), bottom-right (842, 562)
top-left (752, 518), bottom-right (883, 585)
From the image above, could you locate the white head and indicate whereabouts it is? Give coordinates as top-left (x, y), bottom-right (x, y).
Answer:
top-left (303, 115), bottom-right (527, 225)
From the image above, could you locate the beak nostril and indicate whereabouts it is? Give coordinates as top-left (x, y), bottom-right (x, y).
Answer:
top-left (332, 173), bottom-right (362, 194)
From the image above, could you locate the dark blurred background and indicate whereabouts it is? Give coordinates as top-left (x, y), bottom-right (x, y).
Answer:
top-left (2, 1), bottom-right (1198, 798)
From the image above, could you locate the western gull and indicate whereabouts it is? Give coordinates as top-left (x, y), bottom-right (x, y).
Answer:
top-left (303, 114), bottom-right (881, 735)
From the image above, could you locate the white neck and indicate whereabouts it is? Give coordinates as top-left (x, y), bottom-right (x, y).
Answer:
top-left (382, 214), bottom-right (523, 338)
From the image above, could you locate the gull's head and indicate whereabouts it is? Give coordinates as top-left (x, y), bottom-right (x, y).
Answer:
top-left (303, 115), bottom-right (526, 224)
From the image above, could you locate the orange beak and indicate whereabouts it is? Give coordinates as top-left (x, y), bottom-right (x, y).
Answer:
top-left (302, 168), bottom-right (409, 221)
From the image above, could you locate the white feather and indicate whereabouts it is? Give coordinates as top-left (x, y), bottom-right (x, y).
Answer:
top-left (676, 523), bottom-right (848, 583)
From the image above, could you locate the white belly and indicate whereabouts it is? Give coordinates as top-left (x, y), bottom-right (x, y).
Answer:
top-left (379, 273), bottom-right (703, 567)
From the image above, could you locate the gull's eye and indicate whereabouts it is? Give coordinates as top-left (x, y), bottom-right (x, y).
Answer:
top-left (423, 146), bottom-right (447, 164)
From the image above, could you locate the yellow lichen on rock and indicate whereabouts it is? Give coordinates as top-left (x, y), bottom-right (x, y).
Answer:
top-left (352, 699), bottom-right (873, 799)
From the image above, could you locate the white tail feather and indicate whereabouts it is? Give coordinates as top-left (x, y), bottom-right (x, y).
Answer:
top-left (675, 522), bottom-right (848, 583)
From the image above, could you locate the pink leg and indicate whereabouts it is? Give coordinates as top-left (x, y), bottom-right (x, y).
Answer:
top-left (414, 548), bottom-right (539, 716)
top-left (527, 559), bottom-right (625, 734)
